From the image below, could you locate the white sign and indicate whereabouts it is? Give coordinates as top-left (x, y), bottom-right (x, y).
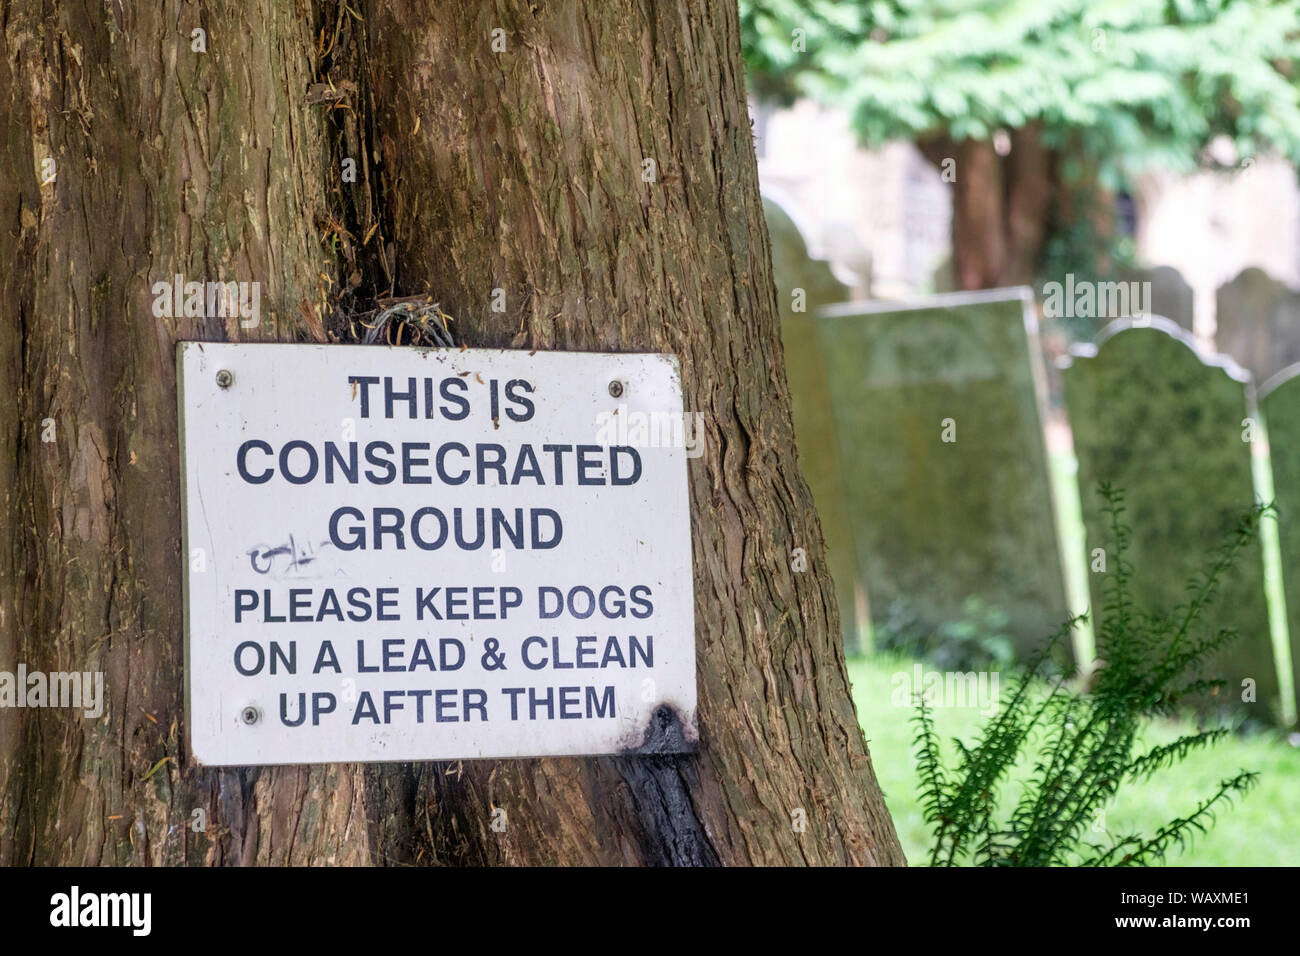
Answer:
top-left (178, 343), bottom-right (697, 765)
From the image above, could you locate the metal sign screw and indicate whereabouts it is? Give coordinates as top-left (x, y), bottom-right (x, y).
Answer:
top-left (608, 380), bottom-right (624, 398)
top-left (216, 369), bottom-right (234, 389)
top-left (240, 705), bottom-right (259, 725)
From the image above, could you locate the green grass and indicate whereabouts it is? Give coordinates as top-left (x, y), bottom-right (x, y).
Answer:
top-left (849, 651), bottom-right (1300, 866)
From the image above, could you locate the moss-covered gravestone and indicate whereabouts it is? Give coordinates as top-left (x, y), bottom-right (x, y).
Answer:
top-left (764, 196), bottom-right (869, 652)
top-left (1261, 365), bottom-right (1300, 726)
top-left (1216, 267), bottom-right (1300, 387)
top-left (818, 288), bottom-right (1069, 659)
top-left (1063, 318), bottom-right (1279, 721)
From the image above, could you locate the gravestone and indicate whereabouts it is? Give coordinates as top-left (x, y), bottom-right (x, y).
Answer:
top-left (1216, 268), bottom-right (1300, 387)
top-left (1062, 318), bottom-right (1279, 721)
top-left (764, 196), bottom-right (868, 652)
top-left (1122, 265), bottom-right (1195, 331)
top-left (817, 288), bottom-right (1070, 659)
top-left (1261, 365), bottom-right (1300, 727)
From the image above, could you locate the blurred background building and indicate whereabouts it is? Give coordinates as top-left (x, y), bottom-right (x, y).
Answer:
top-left (754, 97), bottom-right (1300, 343)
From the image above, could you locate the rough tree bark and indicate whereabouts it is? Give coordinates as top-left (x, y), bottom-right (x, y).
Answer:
top-left (0, 0), bottom-right (369, 866)
top-left (0, 0), bottom-right (904, 866)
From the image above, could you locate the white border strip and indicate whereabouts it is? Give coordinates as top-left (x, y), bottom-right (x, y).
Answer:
top-left (818, 285), bottom-right (1034, 319)
top-left (1261, 362), bottom-right (1300, 399)
top-left (1058, 314), bottom-right (1253, 385)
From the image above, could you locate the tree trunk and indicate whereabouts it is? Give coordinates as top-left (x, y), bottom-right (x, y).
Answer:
top-left (1005, 124), bottom-right (1053, 284)
top-left (921, 127), bottom-right (1054, 291)
top-left (0, 0), bottom-right (904, 867)
top-left (0, 0), bottom-right (370, 867)
top-left (952, 138), bottom-right (1008, 290)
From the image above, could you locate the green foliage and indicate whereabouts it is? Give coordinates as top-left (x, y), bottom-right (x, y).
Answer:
top-left (913, 484), bottom-right (1264, 866)
top-left (875, 595), bottom-right (1017, 672)
top-left (741, 0), bottom-right (868, 104)
top-left (741, 0), bottom-right (1300, 180)
top-left (1038, 183), bottom-right (1137, 322)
